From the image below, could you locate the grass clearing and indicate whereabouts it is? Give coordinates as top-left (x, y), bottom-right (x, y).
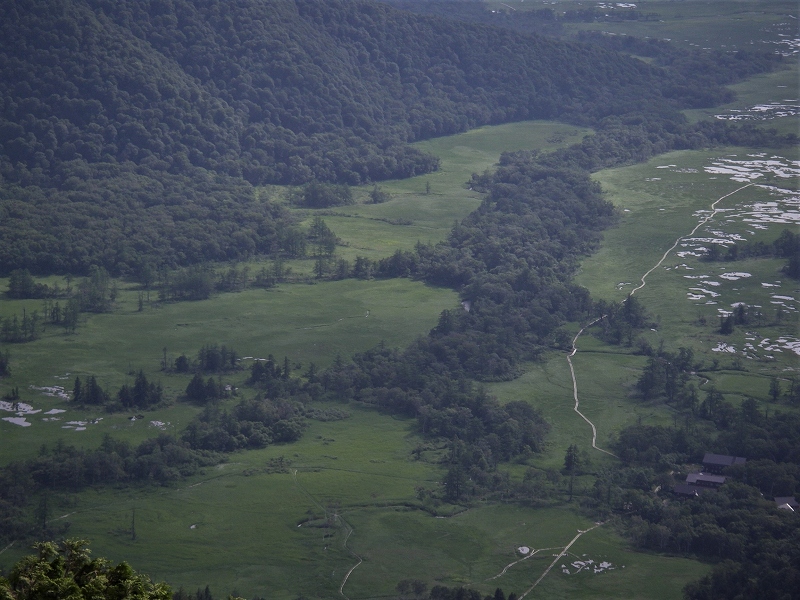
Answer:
top-left (0, 404), bottom-right (442, 598)
top-left (547, 0), bottom-right (798, 53)
top-left (683, 61), bottom-right (799, 134)
top-left (0, 278), bottom-right (457, 463)
top-left (578, 147), bottom-right (798, 364)
top-left (292, 121), bottom-right (591, 266)
top-left (532, 529), bottom-right (710, 600)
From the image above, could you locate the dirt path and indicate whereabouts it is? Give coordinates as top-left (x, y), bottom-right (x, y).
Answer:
top-left (629, 182), bottom-right (754, 297)
top-left (567, 182), bottom-right (754, 457)
top-left (518, 523), bottom-right (604, 599)
top-left (338, 526), bottom-right (363, 599)
top-left (567, 319), bottom-right (618, 457)
top-left (486, 546), bottom-right (562, 581)
top-left (291, 470), bottom-right (363, 599)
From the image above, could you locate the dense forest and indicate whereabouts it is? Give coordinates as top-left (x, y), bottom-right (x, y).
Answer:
top-left (1, 0), bottom-right (788, 276)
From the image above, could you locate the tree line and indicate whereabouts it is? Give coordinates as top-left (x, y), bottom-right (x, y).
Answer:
top-left (702, 228), bottom-right (800, 279)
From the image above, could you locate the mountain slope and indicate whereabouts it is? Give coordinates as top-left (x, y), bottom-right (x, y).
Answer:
top-left (0, 0), bottom-right (747, 275)
top-left (1, 0), bottom-right (715, 188)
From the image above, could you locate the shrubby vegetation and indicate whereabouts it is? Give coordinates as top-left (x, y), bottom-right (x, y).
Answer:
top-left (0, 539), bottom-right (172, 600)
top-left (289, 182), bottom-right (354, 209)
top-left (592, 295), bottom-right (654, 347)
top-left (71, 371), bottom-right (163, 410)
top-left (0, 435), bottom-right (221, 542)
top-left (701, 228), bottom-right (800, 279)
top-left (182, 398), bottom-right (306, 453)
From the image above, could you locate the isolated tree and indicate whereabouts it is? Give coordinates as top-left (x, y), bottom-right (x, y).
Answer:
top-left (6, 269), bottom-right (37, 299)
top-left (719, 314), bottom-right (734, 335)
top-left (185, 373), bottom-right (208, 403)
top-left (283, 356), bottom-right (291, 380)
top-left (444, 464), bottom-right (467, 502)
top-left (769, 377), bottom-right (781, 403)
top-left (352, 256), bottom-right (373, 279)
top-left (370, 184), bottom-right (390, 204)
top-left (77, 266), bottom-right (114, 312)
top-left (0, 350), bottom-right (10, 377)
top-left (313, 255), bottom-right (329, 279)
top-left (564, 444), bottom-right (581, 473)
top-left (308, 216), bottom-right (337, 257)
top-left (63, 298), bottom-right (80, 333)
top-left (175, 354), bottom-right (190, 373)
top-left (71, 376), bottom-right (83, 403)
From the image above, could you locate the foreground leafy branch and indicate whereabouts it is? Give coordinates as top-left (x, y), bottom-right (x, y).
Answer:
top-left (0, 539), bottom-right (171, 600)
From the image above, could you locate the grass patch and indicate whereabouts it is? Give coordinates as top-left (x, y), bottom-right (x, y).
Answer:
top-left (532, 529), bottom-right (710, 600)
top-left (0, 404), bottom-right (442, 599)
top-left (292, 121), bottom-right (592, 267)
top-left (556, 0), bottom-right (797, 52)
top-left (0, 279), bottom-right (457, 464)
top-left (683, 60), bottom-right (799, 133)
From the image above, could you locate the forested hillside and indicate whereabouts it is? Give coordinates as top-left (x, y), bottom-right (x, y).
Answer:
top-left (1, 0), bottom-right (723, 187)
top-left (0, 0), bottom-right (764, 277)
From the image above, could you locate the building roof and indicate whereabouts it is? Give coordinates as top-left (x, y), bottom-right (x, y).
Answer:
top-left (686, 472), bottom-right (726, 486)
top-left (673, 483), bottom-right (709, 497)
top-left (774, 496), bottom-right (799, 509)
top-left (702, 453), bottom-right (746, 467)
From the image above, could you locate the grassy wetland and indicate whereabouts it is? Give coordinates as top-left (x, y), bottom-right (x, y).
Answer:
top-left (0, 116), bottom-right (725, 599)
top-left (1, 5), bottom-right (799, 599)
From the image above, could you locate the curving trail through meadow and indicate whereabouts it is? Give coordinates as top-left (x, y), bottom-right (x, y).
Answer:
top-left (293, 184), bottom-right (758, 598)
top-left (338, 525), bottom-right (363, 599)
top-left (566, 182), bottom-right (754, 458)
top-left (291, 469), bottom-right (363, 599)
top-left (628, 183), bottom-right (754, 297)
top-left (567, 318), bottom-right (618, 457)
top-left (486, 546), bottom-right (563, 581)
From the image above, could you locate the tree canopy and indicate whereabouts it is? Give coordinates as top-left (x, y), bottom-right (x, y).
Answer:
top-left (0, 539), bottom-right (171, 600)
top-left (1, 0), bottom-right (784, 276)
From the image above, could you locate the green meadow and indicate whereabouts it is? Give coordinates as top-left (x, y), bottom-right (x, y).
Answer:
top-left (495, 0), bottom-right (799, 53)
top-left (682, 65), bottom-right (800, 135)
top-left (292, 121), bottom-right (591, 268)
top-left (0, 405), bottom-right (708, 598)
top-left (2, 32), bottom-right (799, 596)
top-left (576, 147), bottom-right (799, 393)
top-left (0, 277), bottom-right (458, 464)
top-left (0, 116), bottom-right (721, 599)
